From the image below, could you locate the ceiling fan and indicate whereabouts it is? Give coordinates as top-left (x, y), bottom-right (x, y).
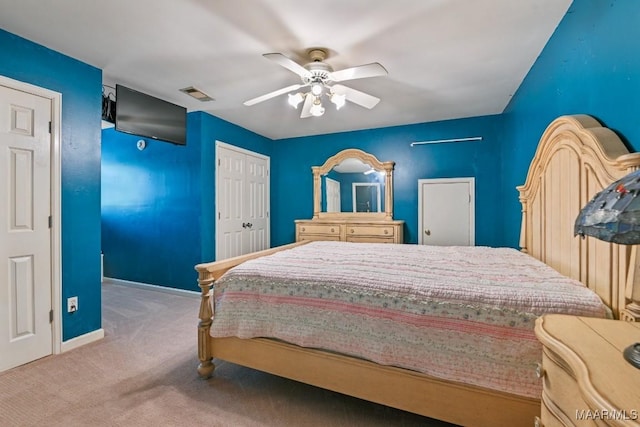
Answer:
top-left (243, 49), bottom-right (387, 118)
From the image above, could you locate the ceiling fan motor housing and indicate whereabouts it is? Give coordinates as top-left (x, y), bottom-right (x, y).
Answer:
top-left (303, 61), bottom-right (332, 85)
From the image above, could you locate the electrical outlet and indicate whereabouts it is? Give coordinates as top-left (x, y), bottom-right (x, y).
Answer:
top-left (67, 296), bottom-right (78, 313)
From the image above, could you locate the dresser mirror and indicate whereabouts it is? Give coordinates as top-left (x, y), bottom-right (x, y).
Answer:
top-left (312, 148), bottom-right (395, 220)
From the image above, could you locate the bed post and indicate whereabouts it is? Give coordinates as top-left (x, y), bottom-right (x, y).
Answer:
top-left (622, 244), bottom-right (640, 322)
top-left (197, 270), bottom-right (215, 378)
top-left (617, 153), bottom-right (640, 321)
top-left (518, 193), bottom-right (529, 254)
top-left (312, 166), bottom-right (321, 219)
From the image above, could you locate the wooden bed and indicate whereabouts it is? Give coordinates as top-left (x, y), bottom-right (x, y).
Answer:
top-left (195, 115), bottom-right (640, 427)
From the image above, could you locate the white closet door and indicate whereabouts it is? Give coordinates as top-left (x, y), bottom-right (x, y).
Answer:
top-left (245, 153), bottom-right (269, 254)
top-left (0, 84), bottom-right (53, 372)
top-left (216, 145), bottom-right (245, 259)
top-left (418, 178), bottom-right (475, 246)
top-left (216, 142), bottom-right (270, 260)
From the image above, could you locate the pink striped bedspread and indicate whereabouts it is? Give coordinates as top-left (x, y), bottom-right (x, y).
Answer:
top-left (210, 241), bottom-right (610, 398)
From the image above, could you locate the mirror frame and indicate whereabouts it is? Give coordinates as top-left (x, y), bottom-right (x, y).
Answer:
top-left (312, 148), bottom-right (395, 220)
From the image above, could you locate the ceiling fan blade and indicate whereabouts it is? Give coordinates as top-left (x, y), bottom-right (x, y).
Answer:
top-left (243, 84), bottom-right (304, 106)
top-left (263, 53), bottom-right (312, 79)
top-left (330, 63), bottom-right (388, 83)
top-left (331, 84), bottom-right (380, 109)
top-left (300, 93), bottom-right (314, 118)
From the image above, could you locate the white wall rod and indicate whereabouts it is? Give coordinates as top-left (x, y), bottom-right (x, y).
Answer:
top-left (410, 136), bottom-right (483, 146)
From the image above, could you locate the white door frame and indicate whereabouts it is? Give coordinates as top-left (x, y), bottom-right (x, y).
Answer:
top-left (418, 177), bottom-right (475, 245)
top-left (1, 75), bottom-right (62, 355)
top-left (215, 140), bottom-right (270, 260)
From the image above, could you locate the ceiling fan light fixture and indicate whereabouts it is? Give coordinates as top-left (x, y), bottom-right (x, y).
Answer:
top-left (310, 97), bottom-right (325, 117)
top-left (330, 92), bottom-right (346, 110)
top-left (310, 82), bottom-right (323, 97)
top-left (288, 92), bottom-right (304, 109)
top-left (244, 49), bottom-right (387, 119)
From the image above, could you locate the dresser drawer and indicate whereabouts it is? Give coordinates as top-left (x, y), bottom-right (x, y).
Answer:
top-left (346, 236), bottom-right (395, 244)
top-left (295, 219), bottom-right (404, 244)
top-left (298, 224), bottom-right (341, 236)
top-left (541, 349), bottom-right (595, 427)
top-left (347, 225), bottom-right (395, 237)
top-left (534, 400), bottom-right (573, 427)
top-left (541, 392), bottom-right (577, 427)
top-left (299, 234), bottom-right (341, 242)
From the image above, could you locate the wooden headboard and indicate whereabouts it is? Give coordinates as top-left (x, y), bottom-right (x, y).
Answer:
top-left (517, 115), bottom-right (640, 319)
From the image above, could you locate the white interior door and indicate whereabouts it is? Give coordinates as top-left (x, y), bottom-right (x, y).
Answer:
top-left (216, 142), bottom-right (270, 260)
top-left (325, 177), bottom-right (341, 212)
top-left (0, 84), bottom-right (53, 372)
top-left (419, 178), bottom-right (475, 246)
top-left (217, 145), bottom-right (246, 260)
top-left (245, 153), bottom-right (269, 254)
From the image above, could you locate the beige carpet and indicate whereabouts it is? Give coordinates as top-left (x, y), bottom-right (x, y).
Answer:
top-left (0, 281), bottom-right (456, 427)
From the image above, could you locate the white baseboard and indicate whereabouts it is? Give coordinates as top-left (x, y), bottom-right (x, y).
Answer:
top-left (61, 328), bottom-right (105, 353)
top-left (104, 277), bottom-right (200, 298)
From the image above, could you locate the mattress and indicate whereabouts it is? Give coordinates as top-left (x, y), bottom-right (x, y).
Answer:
top-left (209, 241), bottom-right (610, 398)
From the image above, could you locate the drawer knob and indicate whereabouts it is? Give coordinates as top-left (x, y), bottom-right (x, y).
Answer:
top-left (384, 229), bottom-right (389, 234)
top-left (351, 229), bottom-right (354, 233)
top-left (331, 228), bottom-right (335, 233)
top-left (301, 227), bottom-right (305, 232)
top-left (535, 363), bottom-right (545, 379)
top-left (534, 416), bottom-right (542, 427)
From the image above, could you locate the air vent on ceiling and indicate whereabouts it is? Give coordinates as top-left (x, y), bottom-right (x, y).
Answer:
top-left (180, 86), bottom-right (214, 102)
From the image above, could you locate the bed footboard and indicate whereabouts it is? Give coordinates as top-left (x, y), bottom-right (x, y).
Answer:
top-left (195, 241), bottom-right (310, 378)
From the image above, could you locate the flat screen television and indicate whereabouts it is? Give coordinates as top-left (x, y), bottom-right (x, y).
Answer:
top-left (115, 84), bottom-right (187, 146)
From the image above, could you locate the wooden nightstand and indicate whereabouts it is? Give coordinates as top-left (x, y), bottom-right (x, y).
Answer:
top-left (534, 315), bottom-right (640, 426)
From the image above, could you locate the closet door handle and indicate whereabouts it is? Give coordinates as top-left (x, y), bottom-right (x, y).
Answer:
top-left (242, 222), bottom-right (253, 229)
top-left (425, 229), bottom-right (431, 236)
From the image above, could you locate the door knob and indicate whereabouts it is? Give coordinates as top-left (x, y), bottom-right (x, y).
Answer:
top-left (425, 229), bottom-right (431, 236)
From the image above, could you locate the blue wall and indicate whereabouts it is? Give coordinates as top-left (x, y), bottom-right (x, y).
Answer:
top-left (101, 125), bottom-right (201, 291)
top-left (0, 29), bottom-right (102, 341)
top-left (271, 115), bottom-right (505, 246)
top-left (501, 0), bottom-right (640, 247)
top-left (101, 111), bottom-right (271, 291)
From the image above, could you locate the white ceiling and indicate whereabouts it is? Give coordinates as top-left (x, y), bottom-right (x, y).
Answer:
top-left (0, 0), bottom-right (571, 140)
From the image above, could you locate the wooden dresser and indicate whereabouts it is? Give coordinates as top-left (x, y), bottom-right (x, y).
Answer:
top-left (298, 148), bottom-right (405, 245)
top-left (534, 315), bottom-right (640, 427)
top-left (295, 219), bottom-right (404, 243)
